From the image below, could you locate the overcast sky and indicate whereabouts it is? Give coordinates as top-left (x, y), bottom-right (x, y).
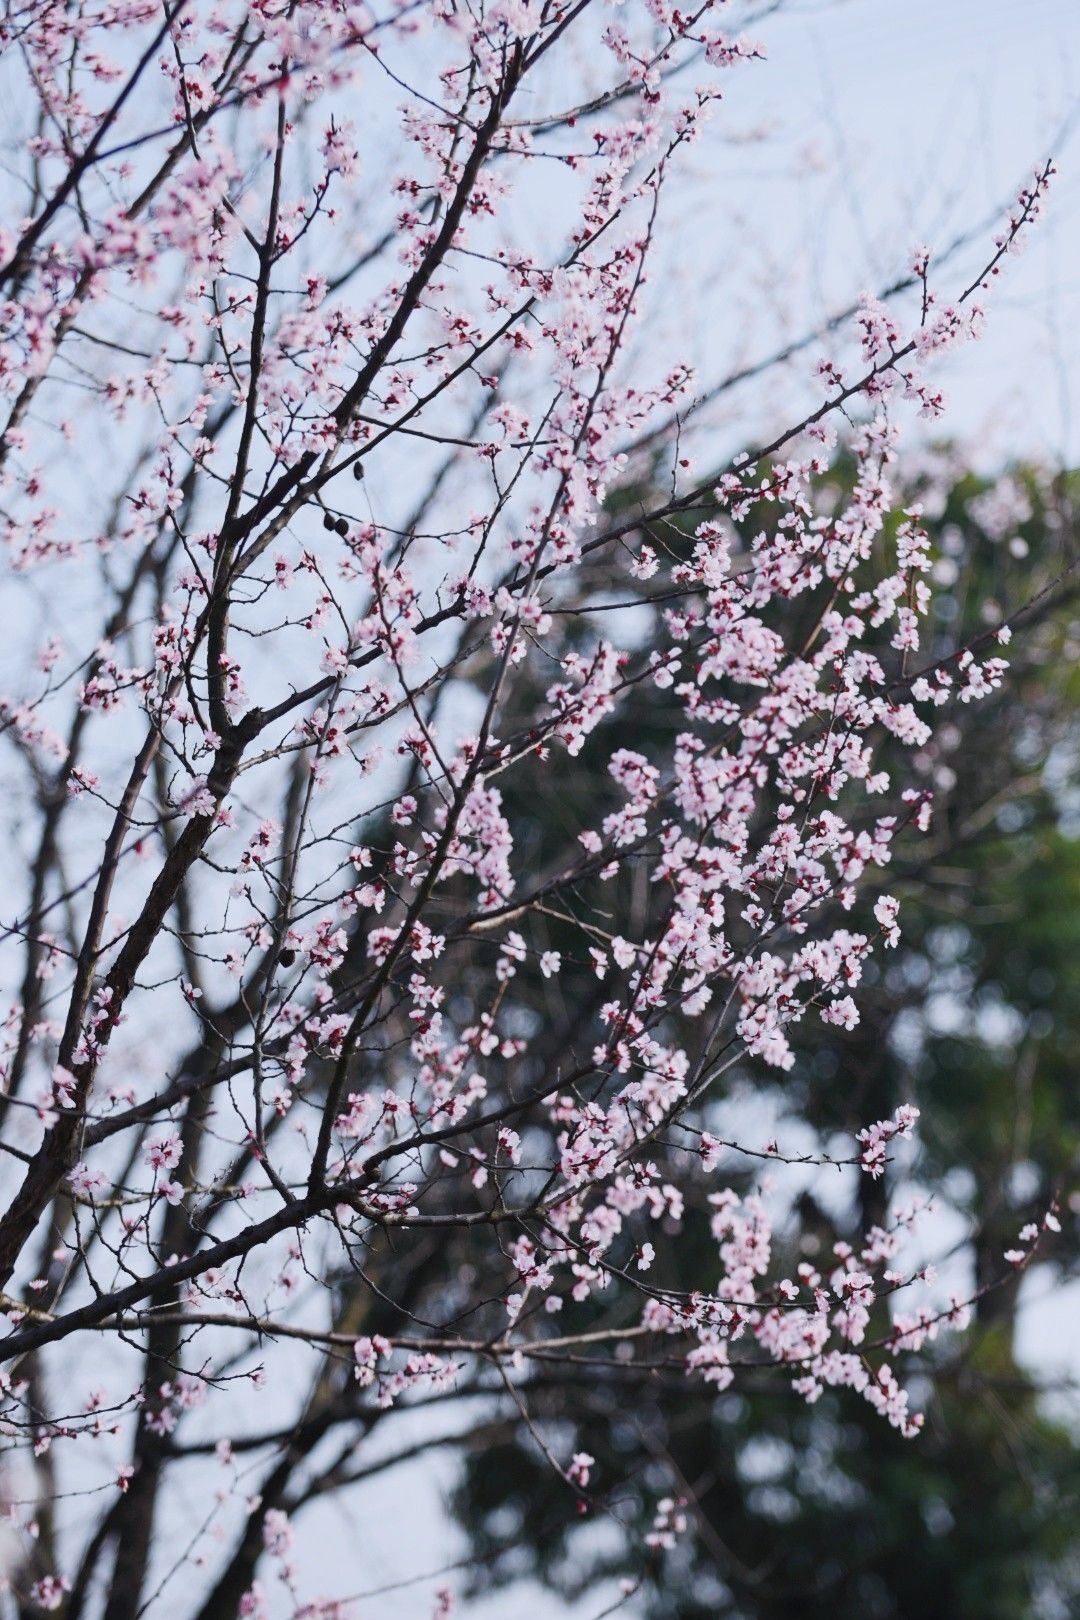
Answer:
top-left (640, 0), bottom-right (1080, 470)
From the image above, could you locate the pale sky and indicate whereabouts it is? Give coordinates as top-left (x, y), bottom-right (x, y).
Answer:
top-left (647, 0), bottom-right (1080, 471)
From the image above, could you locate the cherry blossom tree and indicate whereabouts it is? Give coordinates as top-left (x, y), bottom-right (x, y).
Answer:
top-left (0, 0), bottom-right (1063, 1614)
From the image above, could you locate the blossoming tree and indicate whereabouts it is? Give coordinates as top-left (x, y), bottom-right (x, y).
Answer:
top-left (0, 0), bottom-right (1061, 1613)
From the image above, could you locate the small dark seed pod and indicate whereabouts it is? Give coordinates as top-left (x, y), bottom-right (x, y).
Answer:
top-left (352, 461), bottom-right (364, 480)
top-left (278, 947), bottom-right (296, 968)
top-left (322, 512), bottom-right (335, 532)
top-left (335, 517), bottom-right (349, 536)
